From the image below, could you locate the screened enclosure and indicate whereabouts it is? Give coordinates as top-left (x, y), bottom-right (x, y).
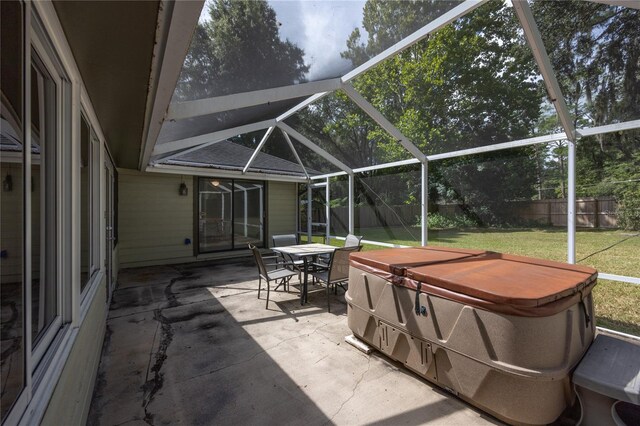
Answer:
top-left (143, 0), bottom-right (640, 298)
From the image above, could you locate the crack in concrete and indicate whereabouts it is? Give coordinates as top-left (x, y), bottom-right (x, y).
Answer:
top-left (328, 356), bottom-right (371, 423)
top-left (140, 269), bottom-right (201, 425)
top-left (141, 309), bottom-right (174, 425)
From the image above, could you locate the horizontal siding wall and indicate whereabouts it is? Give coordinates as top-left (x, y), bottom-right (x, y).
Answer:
top-left (42, 276), bottom-right (107, 426)
top-left (267, 182), bottom-right (298, 247)
top-left (118, 169), bottom-right (194, 267)
top-left (118, 171), bottom-right (298, 266)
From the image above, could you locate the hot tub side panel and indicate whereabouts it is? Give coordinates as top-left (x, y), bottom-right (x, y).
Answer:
top-left (346, 268), bottom-right (595, 425)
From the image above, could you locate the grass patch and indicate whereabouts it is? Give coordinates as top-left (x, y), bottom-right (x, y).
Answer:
top-left (306, 227), bottom-right (639, 335)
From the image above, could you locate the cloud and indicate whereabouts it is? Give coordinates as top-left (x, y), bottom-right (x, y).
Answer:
top-left (270, 0), bottom-right (367, 80)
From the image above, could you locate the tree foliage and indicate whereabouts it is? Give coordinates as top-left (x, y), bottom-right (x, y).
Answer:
top-left (175, 0), bottom-right (308, 101)
top-left (532, 0), bottom-right (639, 228)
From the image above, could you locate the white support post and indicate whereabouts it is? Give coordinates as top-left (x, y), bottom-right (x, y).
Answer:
top-left (325, 177), bottom-right (331, 244)
top-left (243, 126), bottom-right (275, 173)
top-left (348, 174), bottom-right (355, 234)
top-left (259, 186), bottom-right (264, 239)
top-left (421, 161), bottom-right (428, 246)
top-left (567, 140), bottom-right (576, 264)
top-left (307, 183), bottom-right (313, 243)
top-left (244, 190), bottom-right (248, 237)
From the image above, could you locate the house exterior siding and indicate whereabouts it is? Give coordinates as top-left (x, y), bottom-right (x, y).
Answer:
top-left (117, 169), bottom-right (298, 268)
top-left (267, 181), bottom-right (298, 245)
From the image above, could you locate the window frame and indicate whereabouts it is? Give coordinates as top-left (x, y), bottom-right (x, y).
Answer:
top-left (79, 111), bottom-right (100, 295)
top-left (29, 20), bottom-right (67, 370)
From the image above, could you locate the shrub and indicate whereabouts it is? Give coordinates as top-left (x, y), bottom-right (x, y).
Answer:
top-left (419, 213), bottom-right (479, 229)
top-left (618, 194), bottom-right (640, 231)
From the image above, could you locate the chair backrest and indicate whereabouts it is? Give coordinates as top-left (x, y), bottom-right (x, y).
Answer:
top-left (249, 244), bottom-right (269, 278)
top-left (328, 246), bottom-right (361, 283)
top-left (272, 234), bottom-right (297, 247)
top-left (344, 234), bottom-right (363, 248)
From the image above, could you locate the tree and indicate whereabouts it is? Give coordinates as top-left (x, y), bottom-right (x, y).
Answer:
top-left (321, 0), bottom-right (542, 225)
top-left (175, 0), bottom-right (309, 101)
top-left (532, 0), bottom-right (639, 227)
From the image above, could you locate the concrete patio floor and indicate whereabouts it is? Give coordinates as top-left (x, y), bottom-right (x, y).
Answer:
top-left (87, 258), bottom-right (503, 426)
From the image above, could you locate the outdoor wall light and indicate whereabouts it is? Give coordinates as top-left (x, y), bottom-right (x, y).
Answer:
top-left (210, 179), bottom-right (220, 187)
top-left (3, 174), bottom-right (12, 192)
top-left (179, 182), bottom-right (188, 196)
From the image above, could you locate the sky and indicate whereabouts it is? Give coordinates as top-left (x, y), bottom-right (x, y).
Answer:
top-left (199, 0), bottom-right (368, 81)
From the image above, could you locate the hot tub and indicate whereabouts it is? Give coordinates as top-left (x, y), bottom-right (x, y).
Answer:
top-left (346, 246), bottom-right (597, 425)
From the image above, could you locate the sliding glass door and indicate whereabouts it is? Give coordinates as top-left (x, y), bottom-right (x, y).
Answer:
top-left (197, 178), bottom-right (264, 253)
top-left (233, 181), bottom-right (264, 247)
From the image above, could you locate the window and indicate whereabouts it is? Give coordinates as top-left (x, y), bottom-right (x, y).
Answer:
top-left (80, 114), bottom-right (100, 291)
top-left (1, 0), bottom-right (25, 420)
top-left (197, 178), bottom-right (265, 252)
top-left (30, 47), bottom-right (62, 361)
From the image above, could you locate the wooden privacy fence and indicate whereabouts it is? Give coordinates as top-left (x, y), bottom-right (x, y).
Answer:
top-left (318, 197), bottom-right (618, 229)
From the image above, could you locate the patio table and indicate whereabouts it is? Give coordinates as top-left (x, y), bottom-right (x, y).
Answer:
top-left (272, 243), bottom-right (336, 305)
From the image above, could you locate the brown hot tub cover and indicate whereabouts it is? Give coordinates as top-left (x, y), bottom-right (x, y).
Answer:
top-left (350, 246), bottom-right (597, 316)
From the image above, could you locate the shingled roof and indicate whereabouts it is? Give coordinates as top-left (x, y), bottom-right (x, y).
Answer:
top-left (163, 140), bottom-right (319, 177)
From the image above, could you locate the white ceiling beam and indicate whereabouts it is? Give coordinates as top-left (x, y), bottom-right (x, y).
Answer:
top-left (512, 0), bottom-right (576, 142)
top-left (146, 163), bottom-right (307, 183)
top-left (167, 78), bottom-right (342, 121)
top-left (342, 83), bottom-right (426, 160)
top-left (243, 126), bottom-right (275, 173)
top-left (152, 119), bottom-right (275, 156)
top-left (276, 91), bottom-right (332, 122)
top-left (309, 171), bottom-right (348, 180)
top-left (427, 131), bottom-right (567, 161)
top-left (341, 0), bottom-right (489, 83)
top-left (588, 0), bottom-right (640, 10)
top-left (281, 128), bottom-right (311, 180)
top-left (577, 119), bottom-right (640, 137)
top-left (138, 0), bottom-right (204, 170)
top-left (277, 122), bottom-right (353, 174)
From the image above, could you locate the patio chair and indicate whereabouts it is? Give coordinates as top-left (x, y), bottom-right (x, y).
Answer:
top-left (317, 233), bottom-right (363, 266)
top-left (344, 233), bottom-right (363, 247)
top-left (272, 233), bottom-right (304, 280)
top-left (309, 245), bottom-right (362, 312)
top-left (249, 244), bottom-right (298, 309)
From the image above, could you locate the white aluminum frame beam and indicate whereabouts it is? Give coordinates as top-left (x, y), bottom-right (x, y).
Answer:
top-left (243, 126), bottom-right (275, 173)
top-left (325, 177), bottom-right (331, 244)
top-left (153, 119), bottom-right (275, 156)
top-left (421, 161), bottom-right (428, 246)
top-left (277, 122), bottom-right (353, 174)
top-left (146, 163), bottom-right (307, 183)
top-left (342, 83), bottom-right (426, 160)
top-left (427, 132), bottom-right (567, 161)
top-left (342, 0), bottom-right (489, 83)
top-left (348, 174), bottom-right (355, 234)
top-left (511, 0), bottom-right (579, 264)
top-left (512, 1), bottom-right (576, 142)
top-left (168, 78), bottom-right (343, 121)
top-left (276, 91), bottom-right (332, 122)
top-left (577, 119), bottom-right (640, 137)
top-left (280, 128), bottom-right (310, 180)
top-left (588, 0), bottom-right (640, 10)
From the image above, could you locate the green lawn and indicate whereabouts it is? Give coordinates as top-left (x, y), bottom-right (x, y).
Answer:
top-left (306, 227), bottom-right (640, 335)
